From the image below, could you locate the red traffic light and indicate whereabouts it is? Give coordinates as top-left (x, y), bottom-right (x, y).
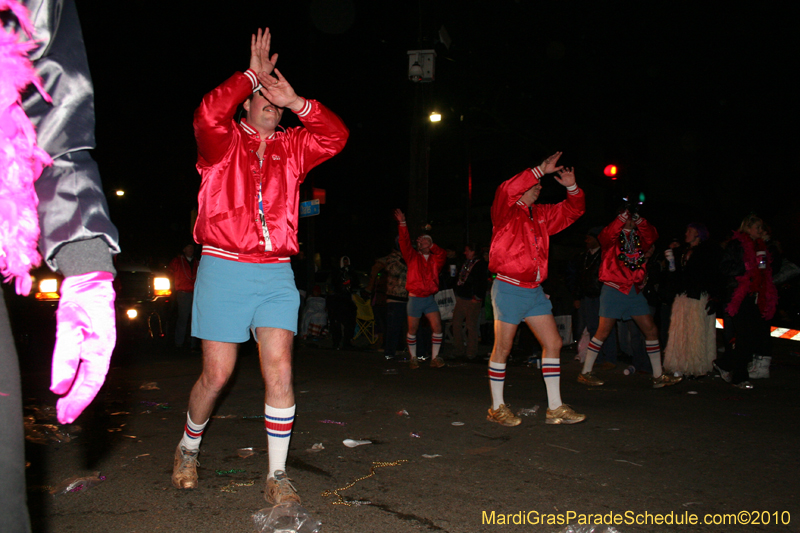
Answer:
top-left (603, 164), bottom-right (618, 179)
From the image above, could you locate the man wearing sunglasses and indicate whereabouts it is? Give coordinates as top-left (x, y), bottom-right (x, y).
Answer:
top-left (171, 27), bottom-right (348, 505)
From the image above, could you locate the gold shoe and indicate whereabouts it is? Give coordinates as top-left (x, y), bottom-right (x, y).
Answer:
top-left (487, 404), bottom-right (521, 427)
top-left (430, 357), bottom-right (445, 368)
top-left (265, 470), bottom-right (301, 504)
top-left (409, 358), bottom-right (419, 369)
top-left (652, 373), bottom-right (682, 388)
top-left (171, 445), bottom-right (199, 489)
top-left (577, 372), bottom-right (604, 386)
top-left (546, 404), bottom-right (586, 425)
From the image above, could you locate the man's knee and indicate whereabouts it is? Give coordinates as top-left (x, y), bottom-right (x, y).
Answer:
top-left (545, 336), bottom-right (563, 353)
top-left (199, 367), bottom-right (233, 393)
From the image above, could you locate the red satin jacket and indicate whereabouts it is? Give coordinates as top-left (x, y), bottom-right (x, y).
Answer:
top-left (193, 70), bottom-right (348, 262)
top-left (489, 167), bottom-right (585, 288)
top-left (598, 212), bottom-right (659, 294)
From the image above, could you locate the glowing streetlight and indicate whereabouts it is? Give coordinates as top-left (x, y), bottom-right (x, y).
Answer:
top-left (429, 111), bottom-right (441, 122)
top-left (115, 189), bottom-right (125, 196)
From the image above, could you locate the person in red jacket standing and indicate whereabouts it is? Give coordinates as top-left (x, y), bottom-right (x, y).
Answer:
top-left (486, 152), bottom-right (586, 427)
top-left (394, 209), bottom-right (447, 369)
top-left (171, 28), bottom-right (348, 505)
top-left (578, 206), bottom-right (682, 388)
top-left (168, 243), bottom-right (199, 350)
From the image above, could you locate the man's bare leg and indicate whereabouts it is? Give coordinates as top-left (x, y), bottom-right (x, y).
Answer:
top-left (426, 311), bottom-right (445, 365)
top-left (580, 316), bottom-right (617, 384)
top-left (257, 327), bottom-right (301, 503)
top-left (525, 314), bottom-right (586, 424)
top-left (486, 320), bottom-right (520, 425)
top-left (407, 315), bottom-right (421, 366)
top-left (173, 340), bottom-right (238, 489)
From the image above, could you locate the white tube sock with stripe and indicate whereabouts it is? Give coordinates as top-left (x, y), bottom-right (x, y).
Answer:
top-left (432, 333), bottom-right (443, 358)
top-left (180, 413), bottom-right (208, 452)
top-left (488, 362), bottom-right (507, 409)
top-left (265, 404), bottom-right (295, 478)
top-left (646, 340), bottom-right (663, 378)
top-left (407, 334), bottom-right (417, 359)
top-left (542, 358), bottom-right (563, 410)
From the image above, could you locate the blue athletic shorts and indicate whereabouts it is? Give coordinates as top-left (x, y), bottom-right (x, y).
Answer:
top-left (407, 295), bottom-right (439, 318)
top-left (192, 257), bottom-right (300, 342)
top-left (598, 284), bottom-right (650, 320)
top-left (491, 281), bottom-right (552, 324)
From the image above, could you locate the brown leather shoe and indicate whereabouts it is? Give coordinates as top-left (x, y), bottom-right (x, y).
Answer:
top-left (172, 445), bottom-right (199, 489)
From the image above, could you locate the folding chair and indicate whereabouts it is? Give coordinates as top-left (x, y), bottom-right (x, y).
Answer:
top-left (351, 292), bottom-right (378, 345)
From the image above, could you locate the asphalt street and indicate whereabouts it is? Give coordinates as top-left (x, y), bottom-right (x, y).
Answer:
top-left (20, 337), bottom-right (800, 533)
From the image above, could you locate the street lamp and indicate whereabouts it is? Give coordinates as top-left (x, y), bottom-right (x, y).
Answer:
top-left (429, 111), bottom-right (441, 122)
top-left (115, 189), bottom-right (125, 197)
top-left (407, 50), bottom-right (436, 82)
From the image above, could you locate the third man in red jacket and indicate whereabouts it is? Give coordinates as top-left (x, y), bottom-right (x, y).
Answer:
top-left (394, 209), bottom-right (447, 369)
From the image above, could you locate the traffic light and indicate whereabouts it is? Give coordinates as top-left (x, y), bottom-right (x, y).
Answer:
top-left (603, 164), bottom-right (618, 180)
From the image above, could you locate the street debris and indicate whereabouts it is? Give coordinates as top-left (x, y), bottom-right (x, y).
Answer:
top-left (238, 447), bottom-right (256, 458)
top-left (50, 472), bottom-right (105, 495)
top-left (139, 382), bottom-right (159, 390)
top-left (342, 439), bottom-right (371, 448)
top-left (615, 459), bottom-right (642, 467)
top-left (321, 460), bottom-right (408, 506)
top-left (517, 405), bottom-right (540, 417)
top-left (422, 454), bottom-right (441, 459)
top-left (216, 469), bottom-right (246, 475)
top-left (221, 479), bottom-right (254, 493)
top-left (547, 443), bottom-right (580, 453)
top-left (558, 525), bottom-right (622, 533)
top-left (319, 419), bottom-right (346, 426)
top-left (253, 502), bottom-right (322, 532)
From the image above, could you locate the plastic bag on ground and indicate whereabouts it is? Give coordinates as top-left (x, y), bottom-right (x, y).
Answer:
top-left (557, 525), bottom-right (621, 533)
top-left (50, 472), bottom-right (105, 495)
top-left (253, 502), bottom-right (321, 533)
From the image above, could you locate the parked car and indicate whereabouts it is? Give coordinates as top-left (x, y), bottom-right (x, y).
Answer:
top-left (7, 263), bottom-right (173, 355)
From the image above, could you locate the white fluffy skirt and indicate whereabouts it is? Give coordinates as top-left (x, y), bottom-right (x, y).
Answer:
top-left (664, 294), bottom-right (717, 376)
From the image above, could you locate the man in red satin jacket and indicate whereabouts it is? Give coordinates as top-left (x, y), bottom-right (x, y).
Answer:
top-left (171, 28), bottom-right (348, 505)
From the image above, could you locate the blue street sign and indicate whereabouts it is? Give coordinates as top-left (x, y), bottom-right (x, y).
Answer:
top-left (299, 199), bottom-right (320, 218)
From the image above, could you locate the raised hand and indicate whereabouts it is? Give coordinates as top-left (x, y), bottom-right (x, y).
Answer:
top-left (554, 166), bottom-right (576, 188)
top-left (540, 151), bottom-right (564, 174)
top-left (256, 68), bottom-right (302, 110)
top-left (250, 27), bottom-right (278, 76)
top-left (50, 271), bottom-right (116, 424)
top-left (393, 209), bottom-right (406, 223)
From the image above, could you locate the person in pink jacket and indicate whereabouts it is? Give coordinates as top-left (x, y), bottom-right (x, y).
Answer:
top-left (578, 208), bottom-right (682, 389)
top-left (171, 28), bottom-right (348, 506)
top-left (394, 209), bottom-right (447, 369)
top-left (486, 152), bottom-right (586, 427)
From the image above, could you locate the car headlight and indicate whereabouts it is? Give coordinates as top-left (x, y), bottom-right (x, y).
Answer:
top-left (35, 278), bottom-right (60, 300)
top-left (153, 277), bottom-right (171, 297)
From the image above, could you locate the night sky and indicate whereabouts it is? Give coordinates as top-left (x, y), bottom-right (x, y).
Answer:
top-left (74, 0), bottom-right (799, 269)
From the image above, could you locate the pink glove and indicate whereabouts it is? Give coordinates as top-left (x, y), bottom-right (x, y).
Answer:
top-left (50, 271), bottom-right (116, 424)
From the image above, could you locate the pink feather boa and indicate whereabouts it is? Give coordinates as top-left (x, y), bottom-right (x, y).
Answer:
top-left (0, 0), bottom-right (53, 295)
top-left (725, 231), bottom-right (778, 320)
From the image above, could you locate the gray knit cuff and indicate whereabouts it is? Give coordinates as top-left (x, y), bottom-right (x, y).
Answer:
top-left (54, 238), bottom-right (116, 278)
